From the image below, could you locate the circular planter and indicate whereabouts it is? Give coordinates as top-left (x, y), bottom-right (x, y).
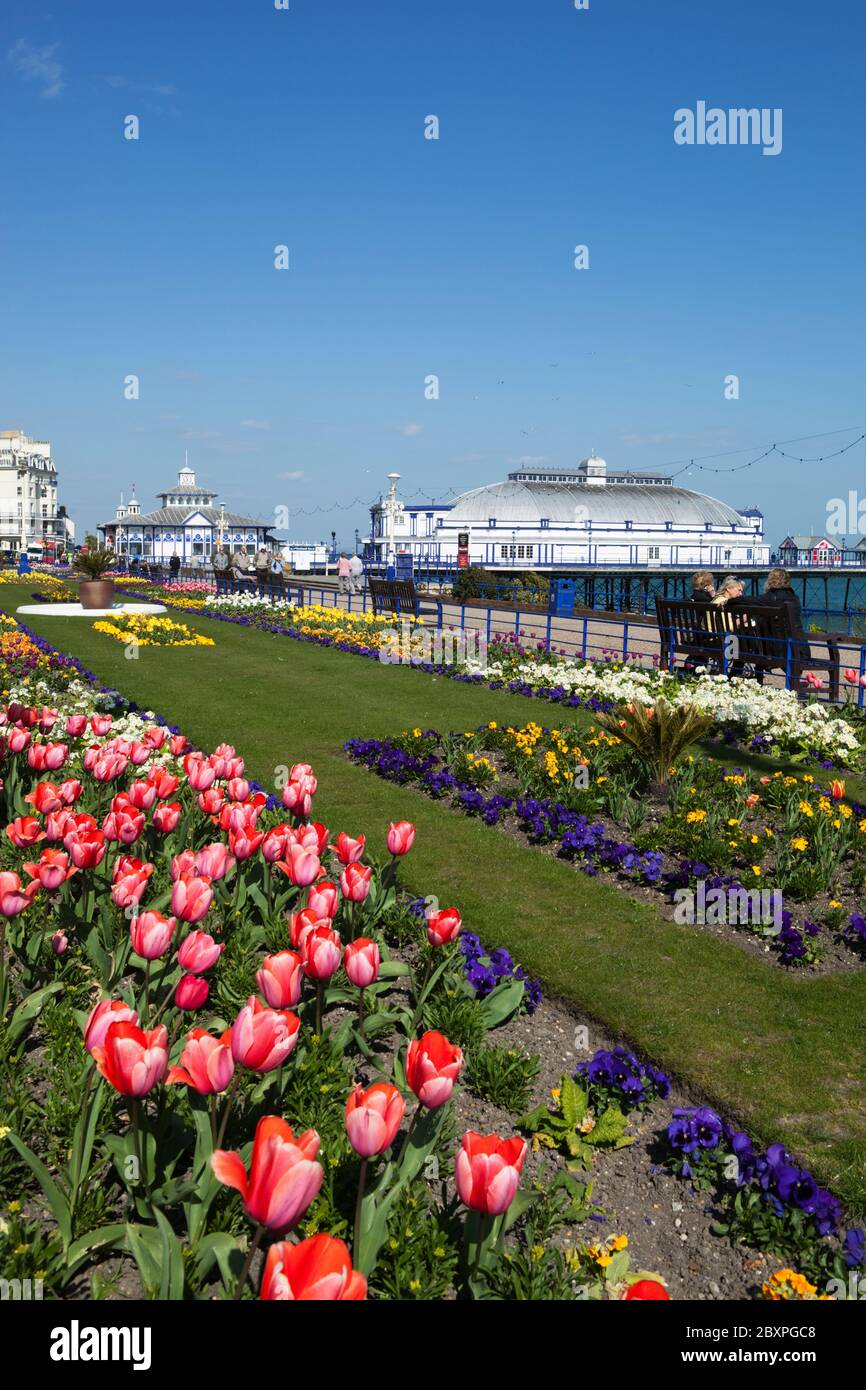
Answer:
top-left (78, 579), bottom-right (115, 610)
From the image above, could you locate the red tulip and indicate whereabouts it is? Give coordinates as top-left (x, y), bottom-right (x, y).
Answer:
top-left (339, 862), bottom-right (372, 903)
top-left (301, 925), bottom-right (342, 982)
top-left (177, 929), bottom-right (224, 974)
top-left (289, 906), bottom-right (328, 951)
top-left (67, 828), bottom-right (107, 869)
top-left (623, 1279), bottom-right (671, 1300)
top-left (143, 724), bottom-right (167, 749)
top-left (334, 831), bottom-right (365, 865)
top-left (0, 871), bottom-right (39, 917)
top-left (92, 1020), bottom-right (168, 1096)
top-left (387, 820), bottom-right (415, 856)
top-left (22, 847), bottom-right (75, 891)
top-left (844, 668), bottom-right (858, 685)
top-left (426, 907), bottom-right (462, 947)
top-left (455, 1132), bottom-right (527, 1215)
top-left (345, 1083), bottom-right (405, 1157)
top-left (830, 780), bottom-right (845, 801)
top-left (343, 937), bottom-right (380, 988)
top-left (406, 1031), bottom-right (464, 1109)
top-left (171, 873), bottom-right (213, 924)
top-left (228, 825), bottom-right (264, 861)
top-left (211, 1115), bottom-right (323, 1232)
top-left (257, 950), bottom-right (304, 1008)
top-left (169, 734), bottom-right (188, 756)
top-left (130, 910), bottom-right (176, 961)
top-left (168, 1027), bottom-right (234, 1094)
top-left (24, 781), bottom-right (63, 815)
top-left (126, 780), bottom-right (157, 811)
top-left (6, 815), bottom-right (46, 849)
top-left (84, 998), bottom-right (139, 1055)
top-left (152, 801), bottom-right (181, 833)
top-left (231, 996), bottom-right (301, 1072)
top-left (111, 857), bottom-right (154, 908)
top-left (176, 973), bottom-right (209, 1011)
top-left (148, 766), bottom-right (179, 798)
top-left (260, 1235), bottom-right (366, 1301)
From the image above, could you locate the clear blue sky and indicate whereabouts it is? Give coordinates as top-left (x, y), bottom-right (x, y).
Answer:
top-left (2, 0), bottom-right (864, 546)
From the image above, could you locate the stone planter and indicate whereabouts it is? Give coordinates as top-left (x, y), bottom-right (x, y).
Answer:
top-left (78, 580), bottom-right (115, 610)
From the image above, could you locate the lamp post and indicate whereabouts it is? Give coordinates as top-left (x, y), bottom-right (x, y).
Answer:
top-left (384, 472), bottom-right (401, 569)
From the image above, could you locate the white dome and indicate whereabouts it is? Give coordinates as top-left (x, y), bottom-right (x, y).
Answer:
top-left (447, 480), bottom-right (747, 528)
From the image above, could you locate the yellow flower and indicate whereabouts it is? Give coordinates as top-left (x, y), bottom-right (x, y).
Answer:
top-left (791, 837), bottom-right (808, 852)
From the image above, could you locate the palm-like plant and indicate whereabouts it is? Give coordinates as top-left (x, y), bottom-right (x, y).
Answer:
top-left (595, 699), bottom-right (713, 790)
top-left (72, 547), bottom-right (116, 580)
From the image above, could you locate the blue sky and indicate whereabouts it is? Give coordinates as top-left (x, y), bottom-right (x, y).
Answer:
top-left (2, 0), bottom-right (864, 546)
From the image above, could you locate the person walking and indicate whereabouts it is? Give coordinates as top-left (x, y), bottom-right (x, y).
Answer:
top-left (337, 551), bottom-right (352, 596)
top-left (169, 552), bottom-right (181, 583)
top-left (349, 551), bottom-right (363, 594)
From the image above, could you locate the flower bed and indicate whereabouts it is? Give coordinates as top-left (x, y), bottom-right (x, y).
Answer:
top-left (117, 582), bottom-right (866, 768)
top-left (0, 623), bottom-right (861, 1300)
top-left (345, 720), bottom-right (866, 970)
top-left (92, 614), bottom-right (215, 649)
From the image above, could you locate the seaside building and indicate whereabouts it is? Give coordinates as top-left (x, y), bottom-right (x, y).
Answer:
top-left (777, 535), bottom-right (843, 567)
top-left (368, 454), bottom-right (767, 569)
top-left (98, 464), bottom-right (276, 562)
top-left (0, 429), bottom-right (68, 555)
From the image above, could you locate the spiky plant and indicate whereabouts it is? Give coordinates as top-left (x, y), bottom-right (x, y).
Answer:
top-left (595, 699), bottom-right (713, 790)
top-left (73, 547), bottom-right (116, 580)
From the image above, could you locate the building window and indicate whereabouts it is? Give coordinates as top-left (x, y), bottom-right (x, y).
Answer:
top-left (540, 518), bottom-right (550, 529)
top-left (488, 518), bottom-right (497, 528)
top-left (647, 546), bottom-right (660, 560)
top-left (410, 513), bottom-right (417, 537)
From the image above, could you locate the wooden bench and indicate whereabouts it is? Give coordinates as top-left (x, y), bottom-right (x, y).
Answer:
top-left (654, 597), bottom-right (840, 700)
top-left (368, 577), bottom-right (420, 618)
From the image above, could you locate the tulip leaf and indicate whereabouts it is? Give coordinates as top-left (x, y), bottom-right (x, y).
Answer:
top-left (7, 982), bottom-right (64, 1048)
top-left (66, 1223), bottom-right (126, 1280)
top-left (476, 977), bottom-right (525, 1030)
top-left (6, 1131), bottom-right (72, 1250)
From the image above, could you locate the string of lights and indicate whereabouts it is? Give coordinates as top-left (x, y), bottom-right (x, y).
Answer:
top-left (284, 425), bottom-right (865, 516)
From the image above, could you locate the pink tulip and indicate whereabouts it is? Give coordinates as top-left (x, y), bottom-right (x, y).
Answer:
top-left (126, 780), bottom-right (158, 811)
top-left (168, 1028), bottom-right (234, 1094)
top-left (844, 668), bottom-right (858, 684)
top-left (92, 1021), bottom-right (168, 1097)
top-left (171, 873), bottom-right (213, 924)
top-left (257, 950), bottom-right (305, 1009)
top-left (406, 1031), bottom-right (464, 1109)
top-left (152, 801), bottom-right (181, 833)
top-left (184, 754), bottom-right (215, 791)
top-left (334, 832), bottom-right (366, 865)
top-left (306, 880), bottom-right (338, 919)
top-left (176, 974), bottom-right (210, 1011)
top-left (66, 713), bottom-right (88, 737)
top-left (51, 930), bottom-right (69, 956)
top-left (301, 925), bottom-right (342, 982)
top-left (178, 929), bottom-right (224, 974)
top-left (194, 841), bottom-right (234, 881)
top-left (276, 843), bottom-right (321, 887)
top-left (455, 1132), bottom-right (527, 1215)
top-left (344, 938), bottom-right (380, 988)
top-left (345, 1083), bottom-right (405, 1157)
top-left (387, 821), bottom-right (415, 856)
top-left (426, 907), bottom-right (462, 947)
top-left (84, 998), bottom-right (139, 1055)
top-left (130, 910), bottom-right (176, 961)
top-left (0, 870), bottom-right (39, 917)
top-left (339, 863), bottom-right (372, 903)
top-left (231, 996), bottom-right (301, 1072)
top-left (211, 1116), bottom-right (322, 1232)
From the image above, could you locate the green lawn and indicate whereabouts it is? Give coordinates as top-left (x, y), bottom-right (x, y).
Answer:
top-left (10, 582), bottom-right (866, 1209)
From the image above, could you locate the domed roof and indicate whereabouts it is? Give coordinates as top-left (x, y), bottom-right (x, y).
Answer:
top-left (447, 480), bottom-right (746, 528)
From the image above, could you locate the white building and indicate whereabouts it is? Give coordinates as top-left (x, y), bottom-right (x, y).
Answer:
top-left (0, 429), bottom-right (66, 555)
top-left (369, 455), bottom-right (767, 569)
top-left (99, 465), bottom-right (277, 562)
